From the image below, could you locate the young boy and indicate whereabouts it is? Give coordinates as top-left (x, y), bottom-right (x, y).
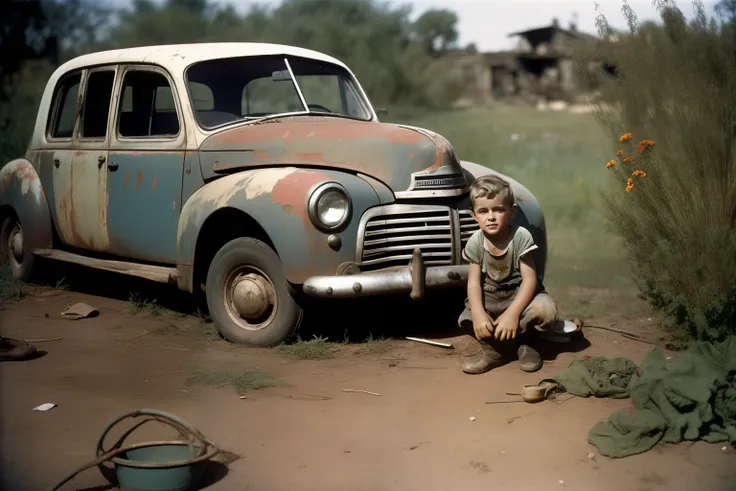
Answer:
top-left (458, 174), bottom-right (559, 374)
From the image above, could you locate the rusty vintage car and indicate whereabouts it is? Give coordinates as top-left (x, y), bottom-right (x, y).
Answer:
top-left (0, 43), bottom-right (547, 346)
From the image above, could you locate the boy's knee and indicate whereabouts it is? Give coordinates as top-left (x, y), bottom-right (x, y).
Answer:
top-left (521, 294), bottom-right (558, 331)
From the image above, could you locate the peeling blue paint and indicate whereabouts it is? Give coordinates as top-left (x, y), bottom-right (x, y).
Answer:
top-left (106, 151), bottom-right (185, 264)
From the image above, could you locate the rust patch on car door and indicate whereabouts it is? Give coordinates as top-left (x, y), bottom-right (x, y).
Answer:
top-left (53, 150), bottom-right (110, 251)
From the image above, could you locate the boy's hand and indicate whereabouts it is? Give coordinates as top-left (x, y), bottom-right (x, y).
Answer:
top-left (494, 311), bottom-right (519, 341)
top-left (472, 312), bottom-right (494, 340)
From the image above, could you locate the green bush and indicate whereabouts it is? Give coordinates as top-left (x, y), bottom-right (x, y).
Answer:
top-left (590, 1), bottom-right (736, 343)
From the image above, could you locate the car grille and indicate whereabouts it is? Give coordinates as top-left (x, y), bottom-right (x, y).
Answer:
top-left (357, 204), bottom-right (479, 271)
top-left (458, 210), bottom-right (478, 249)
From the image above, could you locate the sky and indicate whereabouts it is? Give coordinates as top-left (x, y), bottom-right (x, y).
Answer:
top-left (108, 0), bottom-right (721, 52)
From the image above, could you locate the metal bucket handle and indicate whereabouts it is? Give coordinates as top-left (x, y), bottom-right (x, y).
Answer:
top-left (95, 409), bottom-right (220, 469)
top-left (47, 409), bottom-right (221, 491)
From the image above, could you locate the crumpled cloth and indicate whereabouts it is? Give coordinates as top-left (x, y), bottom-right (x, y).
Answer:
top-left (540, 336), bottom-right (736, 458)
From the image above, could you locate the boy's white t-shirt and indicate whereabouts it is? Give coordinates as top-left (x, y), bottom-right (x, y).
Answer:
top-left (462, 225), bottom-right (540, 302)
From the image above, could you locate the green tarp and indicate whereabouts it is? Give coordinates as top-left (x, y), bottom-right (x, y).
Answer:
top-left (540, 336), bottom-right (736, 458)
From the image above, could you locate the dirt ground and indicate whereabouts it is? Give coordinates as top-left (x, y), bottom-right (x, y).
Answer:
top-left (1, 267), bottom-right (735, 491)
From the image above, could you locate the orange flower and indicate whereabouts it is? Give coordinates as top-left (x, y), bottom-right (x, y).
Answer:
top-left (637, 139), bottom-right (655, 153)
top-left (619, 133), bottom-right (633, 143)
top-left (606, 160), bottom-right (616, 169)
top-left (632, 169), bottom-right (647, 177)
top-left (623, 156), bottom-right (633, 163)
top-left (625, 178), bottom-right (634, 192)
top-left (616, 149), bottom-right (624, 156)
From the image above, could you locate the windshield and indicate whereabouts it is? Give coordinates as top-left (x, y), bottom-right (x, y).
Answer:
top-left (185, 55), bottom-right (374, 130)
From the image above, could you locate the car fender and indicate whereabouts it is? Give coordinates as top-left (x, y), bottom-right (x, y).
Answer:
top-left (0, 159), bottom-right (53, 251)
top-left (459, 160), bottom-right (547, 281)
top-left (176, 166), bottom-right (382, 290)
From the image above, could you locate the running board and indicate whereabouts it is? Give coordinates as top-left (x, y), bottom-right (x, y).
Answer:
top-left (33, 249), bottom-right (178, 284)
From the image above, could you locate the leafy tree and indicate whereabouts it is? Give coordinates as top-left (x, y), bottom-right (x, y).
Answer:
top-left (0, 0), bottom-right (464, 165)
top-left (412, 8), bottom-right (459, 54)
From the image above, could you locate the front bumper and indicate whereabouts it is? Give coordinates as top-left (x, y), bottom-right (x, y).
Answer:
top-left (302, 248), bottom-right (468, 299)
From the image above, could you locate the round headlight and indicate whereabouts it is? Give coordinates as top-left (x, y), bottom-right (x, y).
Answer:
top-left (308, 183), bottom-right (352, 232)
top-left (317, 190), bottom-right (349, 227)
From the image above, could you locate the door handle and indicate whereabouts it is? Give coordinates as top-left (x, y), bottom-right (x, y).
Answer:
top-left (97, 155), bottom-right (106, 168)
top-left (107, 162), bottom-right (119, 171)
top-left (54, 159), bottom-right (60, 168)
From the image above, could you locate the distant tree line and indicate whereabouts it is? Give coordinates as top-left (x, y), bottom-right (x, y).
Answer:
top-left (0, 0), bottom-right (473, 163)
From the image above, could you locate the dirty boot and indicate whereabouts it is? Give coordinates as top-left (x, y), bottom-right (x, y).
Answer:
top-left (517, 344), bottom-right (543, 372)
top-left (462, 340), bottom-right (506, 374)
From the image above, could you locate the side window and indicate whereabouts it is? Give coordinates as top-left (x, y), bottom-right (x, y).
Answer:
top-left (48, 73), bottom-right (82, 139)
top-left (80, 70), bottom-right (115, 139)
top-left (117, 69), bottom-right (180, 138)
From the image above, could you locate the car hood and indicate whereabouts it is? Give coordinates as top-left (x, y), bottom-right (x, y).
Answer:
top-left (198, 116), bottom-right (467, 194)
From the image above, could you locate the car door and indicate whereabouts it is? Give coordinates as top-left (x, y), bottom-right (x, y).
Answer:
top-left (39, 70), bottom-right (82, 248)
top-left (106, 64), bottom-right (186, 264)
top-left (43, 67), bottom-right (115, 253)
top-left (62, 66), bottom-right (117, 252)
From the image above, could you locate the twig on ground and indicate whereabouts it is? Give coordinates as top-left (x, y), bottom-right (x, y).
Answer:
top-left (148, 344), bottom-right (190, 351)
top-left (405, 337), bottom-right (454, 349)
top-left (23, 337), bottom-right (63, 343)
top-left (585, 324), bottom-right (660, 345)
top-left (552, 394), bottom-right (578, 405)
top-left (119, 330), bottom-right (155, 341)
top-left (342, 388), bottom-right (381, 396)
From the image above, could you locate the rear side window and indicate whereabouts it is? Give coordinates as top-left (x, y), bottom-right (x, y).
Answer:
top-left (48, 73), bottom-right (82, 139)
top-left (80, 70), bottom-right (116, 139)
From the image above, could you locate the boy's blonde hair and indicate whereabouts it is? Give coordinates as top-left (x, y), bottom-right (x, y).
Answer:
top-left (469, 175), bottom-right (515, 210)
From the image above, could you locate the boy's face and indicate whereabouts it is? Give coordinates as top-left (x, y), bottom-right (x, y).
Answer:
top-left (471, 194), bottom-right (516, 237)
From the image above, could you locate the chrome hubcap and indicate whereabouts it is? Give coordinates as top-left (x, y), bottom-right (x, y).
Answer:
top-left (224, 267), bottom-right (277, 331)
top-left (232, 273), bottom-right (274, 320)
top-left (9, 227), bottom-right (22, 263)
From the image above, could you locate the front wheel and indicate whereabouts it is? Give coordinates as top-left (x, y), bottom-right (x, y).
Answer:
top-left (205, 237), bottom-right (303, 347)
top-left (0, 216), bottom-right (36, 282)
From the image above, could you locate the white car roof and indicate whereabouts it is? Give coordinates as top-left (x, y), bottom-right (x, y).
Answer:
top-left (52, 42), bottom-right (349, 76)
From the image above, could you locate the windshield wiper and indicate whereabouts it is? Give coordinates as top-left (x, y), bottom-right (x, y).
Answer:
top-left (284, 57), bottom-right (310, 114)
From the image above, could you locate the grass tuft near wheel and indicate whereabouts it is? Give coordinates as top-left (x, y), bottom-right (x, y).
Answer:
top-left (1, 216), bottom-right (36, 282)
top-left (205, 237), bottom-right (303, 347)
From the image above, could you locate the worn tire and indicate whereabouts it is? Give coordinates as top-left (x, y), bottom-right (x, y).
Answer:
top-left (1, 216), bottom-right (36, 282)
top-left (205, 237), bottom-right (303, 347)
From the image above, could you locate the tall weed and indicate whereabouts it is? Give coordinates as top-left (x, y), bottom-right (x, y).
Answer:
top-left (589, 1), bottom-right (736, 343)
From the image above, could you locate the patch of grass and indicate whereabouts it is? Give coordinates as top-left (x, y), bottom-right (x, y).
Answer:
top-left (54, 276), bottom-right (69, 290)
top-left (195, 309), bottom-right (222, 341)
top-left (0, 264), bottom-right (23, 301)
top-left (358, 332), bottom-right (394, 355)
top-left (128, 292), bottom-right (166, 316)
top-left (186, 368), bottom-right (284, 395)
top-left (276, 335), bottom-right (336, 360)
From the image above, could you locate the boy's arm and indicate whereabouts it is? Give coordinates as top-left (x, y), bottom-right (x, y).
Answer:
top-left (467, 262), bottom-right (493, 339)
top-left (494, 254), bottom-right (538, 341)
top-left (463, 231), bottom-right (493, 339)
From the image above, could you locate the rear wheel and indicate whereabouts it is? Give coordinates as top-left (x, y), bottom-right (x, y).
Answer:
top-left (205, 237), bottom-right (303, 347)
top-left (0, 216), bottom-right (36, 282)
